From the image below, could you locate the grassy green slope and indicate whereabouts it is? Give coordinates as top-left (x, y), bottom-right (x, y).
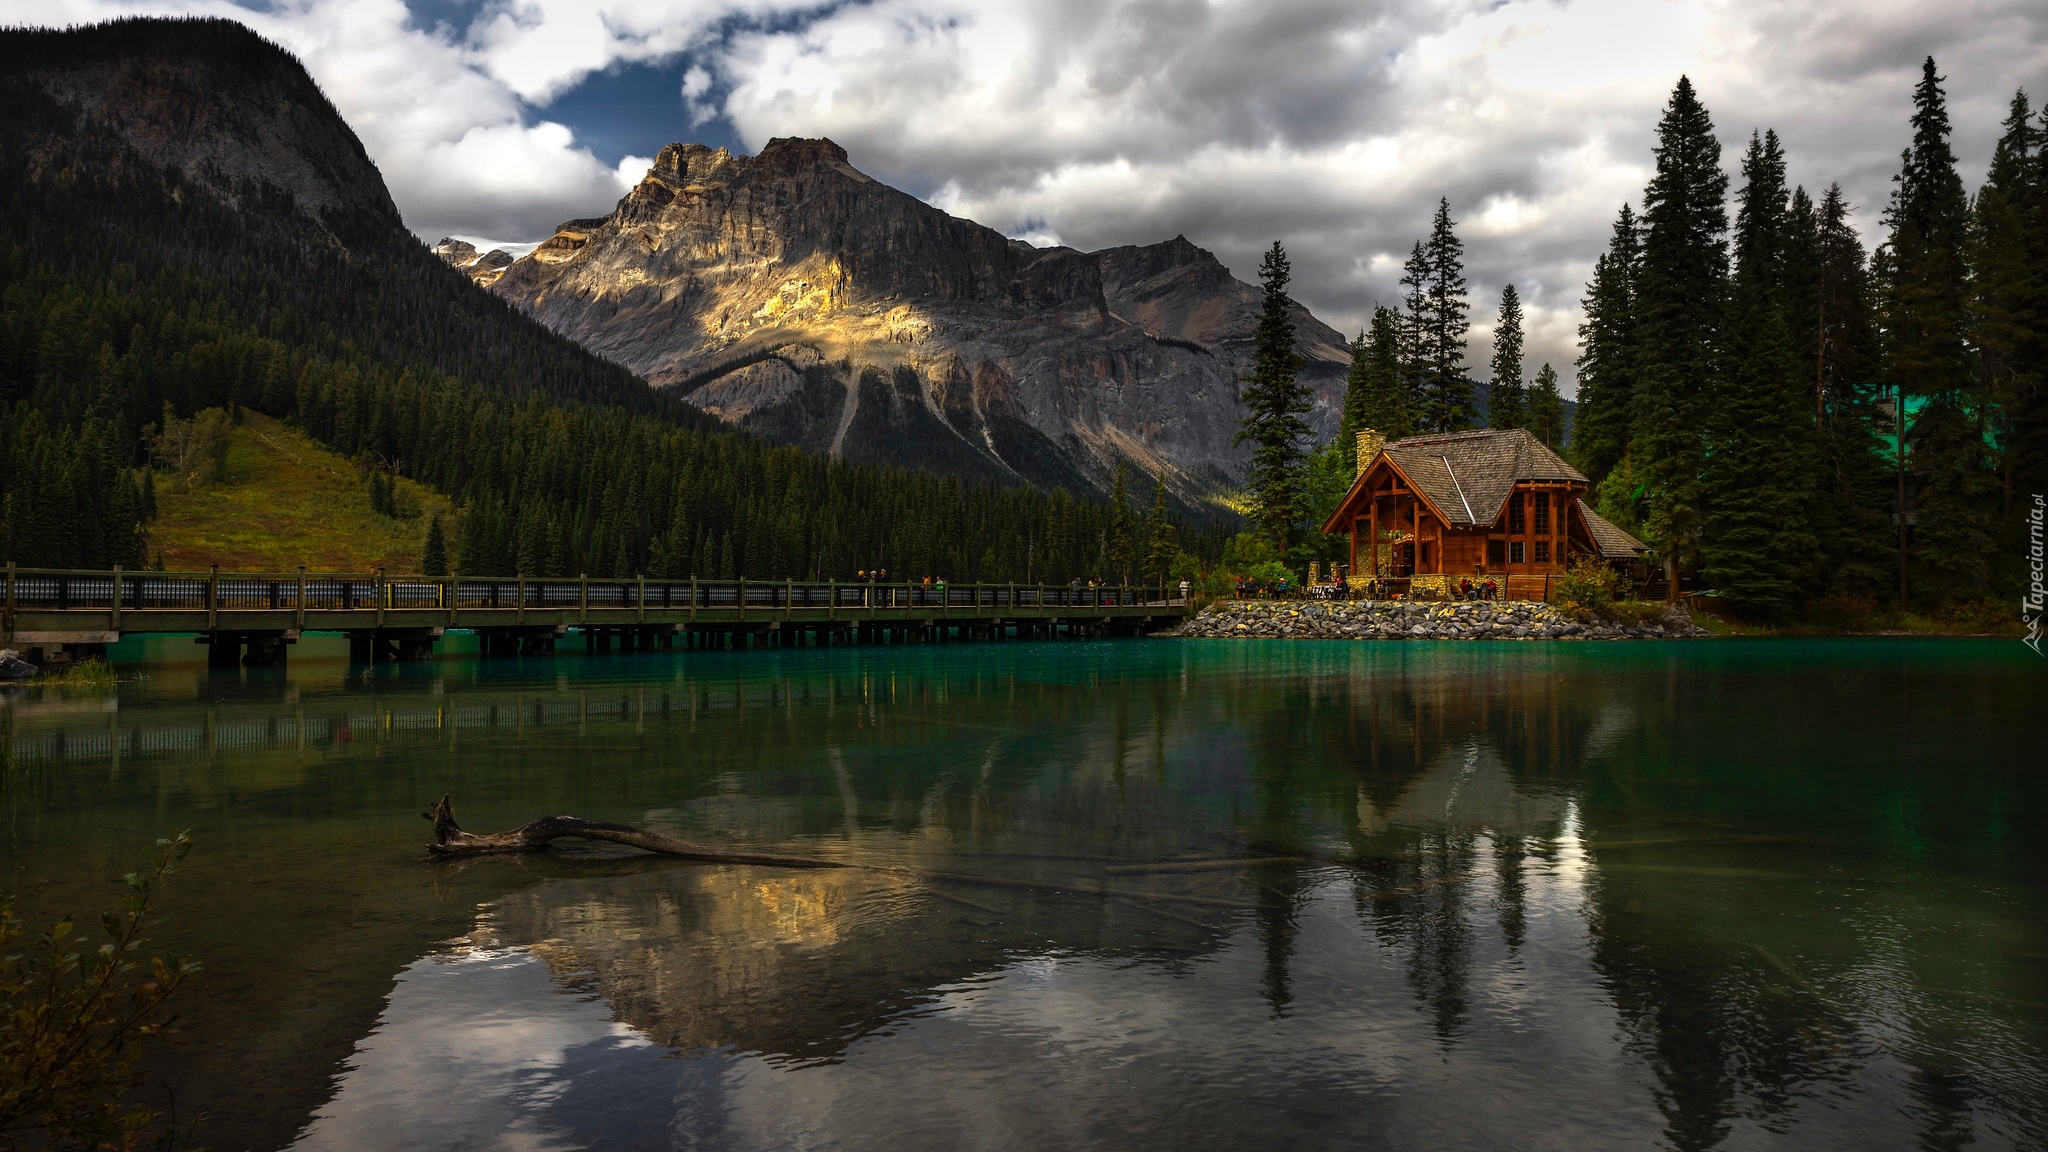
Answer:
top-left (149, 412), bottom-right (453, 572)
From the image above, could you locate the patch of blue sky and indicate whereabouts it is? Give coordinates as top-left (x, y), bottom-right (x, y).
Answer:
top-left (543, 56), bottom-right (744, 167)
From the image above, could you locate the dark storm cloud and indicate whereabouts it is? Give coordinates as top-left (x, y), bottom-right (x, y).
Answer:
top-left (16, 0), bottom-right (2047, 389)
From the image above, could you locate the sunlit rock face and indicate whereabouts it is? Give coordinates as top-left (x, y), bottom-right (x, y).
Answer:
top-left (489, 138), bottom-right (1352, 505)
top-left (432, 238), bottom-right (515, 287)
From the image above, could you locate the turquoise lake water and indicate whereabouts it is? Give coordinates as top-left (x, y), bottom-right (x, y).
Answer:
top-left (3, 635), bottom-right (2044, 1151)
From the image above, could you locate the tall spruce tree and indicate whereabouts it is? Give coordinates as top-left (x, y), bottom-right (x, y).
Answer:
top-left (1108, 460), bottom-right (1135, 583)
top-left (1421, 200), bottom-right (1475, 431)
top-left (1700, 129), bottom-right (1816, 619)
top-left (1632, 76), bottom-right (1729, 595)
top-left (1528, 363), bottom-right (1565, 449)
top-left (1972, 89), bottom-right (2048, 535)
top-left (1488, 284), bottom-right (1527, 429)
top-left (1359, 305), bottom-right (1414, 439)
top-left (1574, 204), bottom-right (1642, 489)
top-left (1398, 242), bottom-right (1433, 424)
top-left (1339, 329), bottom-right (1372, 450)
top-left (1236, 241), bottom-right (1312, 549)
top-left (420, 514), bottom-right (448, 576)
top-left (1807, 183), bottom-right (1893, 597)
top-left (1144, 476), bottom-right (1176, 587)
top-left (1877, 57), bottom-right (1991, 605)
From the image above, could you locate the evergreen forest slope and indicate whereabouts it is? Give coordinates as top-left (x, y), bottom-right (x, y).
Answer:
top-left (0, 17), bottom-right (1193, 582)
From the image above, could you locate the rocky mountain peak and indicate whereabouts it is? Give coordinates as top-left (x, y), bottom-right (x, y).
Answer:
top-left (1, 17), bottom-right (403, 246)
top-left (488, 137), bottom-right (1352, 506)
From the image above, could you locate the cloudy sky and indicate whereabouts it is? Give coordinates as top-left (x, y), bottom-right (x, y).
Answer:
top-left (13, 0), bottom-right (2048, 392)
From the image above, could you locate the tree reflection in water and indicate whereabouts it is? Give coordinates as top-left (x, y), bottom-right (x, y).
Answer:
top-left (3, 638), bottom-right (2041, 1150)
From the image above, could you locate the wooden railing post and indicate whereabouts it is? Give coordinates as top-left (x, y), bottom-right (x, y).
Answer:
top-left (689, 575), bottom-right (698, 623)
top-left (375, 567), bottom-right (386, 628)
top-left (578, 573), bottom-right (588, 624)
top-left (738, 577), bottom-right (746, 623)
top-left (447, 575), bottom-right (457, 627)
top-left (296, 566), bottom-right (307, 632)
top-left (207, 564), bottom-right (219, 631)
top-left (637, 574), bottom-right (646, 624)
top-left (786, 577), bottom-right (793, 622)
top-left (828, 579), bottom-right (837, 621)
top-left (4, 560), bottom-right (14, 637)
top-left (517, 573), bottom-right (527, 625)
top-left (110, 564), bottom-right (122, 632)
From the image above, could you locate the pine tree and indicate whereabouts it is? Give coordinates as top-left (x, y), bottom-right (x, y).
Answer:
top-left (1339, 329), bottom-right (1371, 450)
top-left (1108, 460), bottom-right (1135, 583)
top-left (1420, 200), bottom-right (1474, 431)
top-left (1527, 363), bottom-right (1565, 449)
top-left (1144, 476), bottom-right (1177, 587)
top-left (1809, 184), bottom-right (1892, 597)
top-left (1700, 129), bottom-right (1816, 620)
top-left (1398, 243), bottom-right (1432, 429)
top-left (1878, 57), bottom-right (1992, 605)
top-left (1235, 241), bottom-right (1312, 549)
top-left (420, 514), bottom-right (448, 576)
top-left (1358, 305), bottom-right (1414, 439)
top-left (1632, 77), bottom-right (1729, 595)
top-left (1972, 89), bottom-right (2048, 541)
top-left (1575, 203), bottom-right (1642, 488)
top-left (1488, 284), bottom-right (1526, 429)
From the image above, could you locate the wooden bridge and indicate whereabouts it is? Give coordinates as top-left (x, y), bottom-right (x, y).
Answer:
top-left (2, 564), bottom-right (1186, 668)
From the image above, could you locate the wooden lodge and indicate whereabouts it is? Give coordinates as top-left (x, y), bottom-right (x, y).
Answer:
top-left (1321, 428), bottom-right (1648, 598)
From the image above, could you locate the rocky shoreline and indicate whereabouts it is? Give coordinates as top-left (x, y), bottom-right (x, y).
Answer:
top-left (1165, 599), bottom-right (1711, 641)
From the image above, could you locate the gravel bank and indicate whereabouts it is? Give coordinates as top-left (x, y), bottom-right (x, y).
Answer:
top-left (1165, 599), bottom-right (1710, 641)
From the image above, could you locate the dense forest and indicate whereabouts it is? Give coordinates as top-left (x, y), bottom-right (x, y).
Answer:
top-left (0, 19), bottom-right (1216, 587)
top-left (1243, 60), bottom-right (2042, 620)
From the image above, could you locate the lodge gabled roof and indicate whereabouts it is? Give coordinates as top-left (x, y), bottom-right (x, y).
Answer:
top-left (1380, 429), bottom-right (1584, 527)
top-left (1575, 500), bottom-right (1650, 559)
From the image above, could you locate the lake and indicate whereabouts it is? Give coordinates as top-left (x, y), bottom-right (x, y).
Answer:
top-left (3, 636), bottom-right (2043, 1151)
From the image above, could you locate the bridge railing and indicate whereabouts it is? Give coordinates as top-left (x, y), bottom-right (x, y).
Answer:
top-left (2, 565), bottom-right (1154, 620)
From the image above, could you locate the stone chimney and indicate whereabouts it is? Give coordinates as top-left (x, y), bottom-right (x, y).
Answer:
top-left (1355, 428), bottom-right (1385, 477)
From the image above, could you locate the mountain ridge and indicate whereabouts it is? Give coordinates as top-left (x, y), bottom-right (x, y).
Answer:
top-left (471, 136), bottom-right (1354, 506)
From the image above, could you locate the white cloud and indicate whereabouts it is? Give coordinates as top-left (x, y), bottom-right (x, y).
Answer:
top-left (8, 0), bottom-right (2046, 393)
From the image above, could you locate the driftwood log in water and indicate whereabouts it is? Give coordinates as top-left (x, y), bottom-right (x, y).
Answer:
top-left (422, 795), bottom-right (1273, 912)
top-left (423, 795), bottom-right (849, 869)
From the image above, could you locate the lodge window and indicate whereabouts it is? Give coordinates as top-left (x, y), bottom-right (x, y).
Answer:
top-left (1535, 541), bottom-right (1550, 562)
top-left (1510, 541), bottom-right (1525, 564)
top-left (1508, 494), bottom-right (1526, 534)
top-left (1486, 539), bottom-right (1506, 566)
top-left (1535, 492), bottom-right (1550, 534)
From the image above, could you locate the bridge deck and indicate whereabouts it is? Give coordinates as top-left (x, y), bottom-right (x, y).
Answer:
top-left (3, 566), bottom-right (1183, 648)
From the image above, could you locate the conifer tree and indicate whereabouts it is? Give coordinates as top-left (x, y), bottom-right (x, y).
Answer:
top-left (1972, 89), bottom-right (2047, 530)
top-left (1398, 243), bottom-right (1432, 424)
top-left (1527, 364), bottom-right (1565, 450)
top-left (1339, 329), bottom-right (1372, 450)
top-left (1358, 305), bottom-right (1414, 440)
top-left (1235, 241), bottom-right (1312, 549)
top-left (1420, 200), bottom-right (1474, 431)
top-left (1632, 76), bottom-right (1729, 595)
top-left (1574, 204), bottom-right (1642, 488)
top-left (1488, 284), bottom-right (1526, 429)
top-left (1809, 184), bottom-right (1893, 596)
top-left (420, 514), bottom-right (448, 576)
top-left (1108, 460), bottom-right (1135, 583)
top-left (1700, 129), bottom-right (1816, 619)
top-left (1877, 57), bottom-right (1991, 604)
top-left (1144, 476), bottom-right (1177, 587)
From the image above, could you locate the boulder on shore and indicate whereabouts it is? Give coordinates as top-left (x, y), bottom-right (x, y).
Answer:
top-left (0, 648), bottom-right (39, 679)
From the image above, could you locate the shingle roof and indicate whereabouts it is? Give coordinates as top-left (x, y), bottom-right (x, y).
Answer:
top-left (1379, 429), bottom-right (1585, 527)
top-left (1575, 500), bottom-right (1650, 559)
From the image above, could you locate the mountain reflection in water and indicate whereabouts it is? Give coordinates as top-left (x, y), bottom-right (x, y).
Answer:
top-left (3, 636), bottom-right (2043, 1151)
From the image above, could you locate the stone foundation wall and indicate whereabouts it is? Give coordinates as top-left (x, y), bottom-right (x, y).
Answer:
top-left (1167, 599), bottom-right (1709, 641)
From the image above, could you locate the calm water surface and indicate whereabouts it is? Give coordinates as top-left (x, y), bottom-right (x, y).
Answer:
top-left (3, 636), bottom-right (2044, 1151)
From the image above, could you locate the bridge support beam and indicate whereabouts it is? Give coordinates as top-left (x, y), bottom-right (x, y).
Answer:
top-left (347, 628), bottom-right (441, 663)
